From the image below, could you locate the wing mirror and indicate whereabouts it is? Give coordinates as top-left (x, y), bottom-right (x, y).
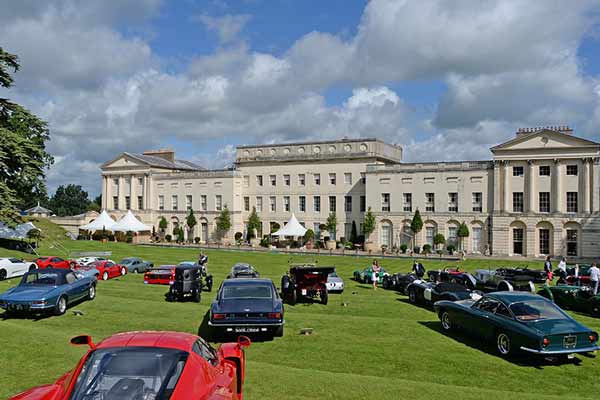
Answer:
top-left (237, 335), bottom-right (251, 349)
top-left (70, 335), bottom-right (96, 349)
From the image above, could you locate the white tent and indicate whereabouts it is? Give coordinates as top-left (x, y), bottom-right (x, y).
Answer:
top-left (112, 210), bottom-right (152, 232)
top-left (0, 221), bottom-right (38, 239)
top-left (271, 213), bottom-right (307, 237)
top-left (79, 210), bottom-right (116, 232)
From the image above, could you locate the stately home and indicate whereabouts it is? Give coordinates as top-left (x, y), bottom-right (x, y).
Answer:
top-left (100, 126), bottom-right (600, 258)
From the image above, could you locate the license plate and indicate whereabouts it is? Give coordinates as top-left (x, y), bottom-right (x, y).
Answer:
top-left (301, 289), bottom-right (307, 295)
top-left (563, 335), bottom-right (577, 349)
top-left (235, 327), bottom-right (259, 333)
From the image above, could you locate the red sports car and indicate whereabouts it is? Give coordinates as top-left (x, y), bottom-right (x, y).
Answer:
top-left (10, 331), bottom-right (251, 400)
top-left (35, 256), bottom-right (77, 269)
top-left (90, 260), bottom-right (127, 281)
top-left (144, 265), bottom-right (176, 285)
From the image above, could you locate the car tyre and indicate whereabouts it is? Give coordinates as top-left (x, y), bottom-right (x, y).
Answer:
top-left (102, 271), bottom-right (109, 281)
top-left (133, 268), bottom-right (139, 274)
top-left (408, 287), bottom-right (417, 304)
top-left (290, 289), bottom-right (297, 305)
top-left (87, 284), bottom-right (96, 300)
top-left (320, 288), bottom-right (328, 305)
top-left (0, 269), bottom-right (6, 281)
top-left (69, 262), bottom-right (76, 268)
top-left (120, 267), bottom-right (126, 276)
top-left (192, 290), bottom-right (201, 303)
top-left (55, 296), bottom-right (67, 316)
top-left (440, 311), bottom-right (452, 331)
top-left (383, 277), bottom-right (390, 290)
top-left (274, 325), bottom-right (284, 337)
top-left (29, 264), bottom-right (37, 271)
top-left (496, 331), bottom-right (513, 357)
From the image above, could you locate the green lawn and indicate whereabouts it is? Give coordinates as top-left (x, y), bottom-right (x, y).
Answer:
top-left (1, 232), bottom-right (599, 399)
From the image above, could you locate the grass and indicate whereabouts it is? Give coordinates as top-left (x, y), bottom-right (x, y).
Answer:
top-left (1, 221), bottom-right (600, 399)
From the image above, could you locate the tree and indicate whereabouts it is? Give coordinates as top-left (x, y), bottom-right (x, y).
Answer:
top-left (304, 228), bottom-right (315, 242)
top-left (457, 222), bottom-right (470, 251)
top-left (363, 207), bottom-right (376, 242)
top-left (186, 209), bottom-right (197, 243)
top-left (434, 233), bottom-right (446, 250)
top-left (216, 205), bottom-right (232, 239)
top-left (325, 212), bottom-right (337, 240)
top-left (159, 216), bottom-right (168, 232)
top-left (0, 48), bottom-right (54, 225)
top-left (47, 184), bottom-right (91, 217)
top-left (87, 194), bottom-right (102, 212)
top-left (410, 209), bottom-right (423, 245)
top-left (246, 207), bottom-right (261, 240)
top-left (350, 220), bottom-right (358, 243)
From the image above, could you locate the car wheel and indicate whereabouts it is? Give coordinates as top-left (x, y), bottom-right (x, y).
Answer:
top-left (29, 264), bottom-right (37, 271)
top-left (408, 288), bottom-right (417, 304)
top-left (383, 278), bottom-right (390, 290)
top-left (290, 289), bottom-right (297, 305)
top-left (440, 311), bottom-right (452, 331)
top-left (133, 268), bottom-right (139, 274)
top-left (0, 269), bottom-right (6, 281)
top-left (192, 290), bottom-right (201, 303)
top-left (55, 296), bottom-right (67, 315)
top-left (87, 285), bottom-right (96, 300)
top-left (120, 267), bottom-right (126, 276)
top-left (320, 289), bottom-right (328, 305)
top-left (275, 325), bottom-right (284, 337)
top-left (496, 332), bottom-right (512, 356)
top-left (102, 271), bottom-right (109, 281)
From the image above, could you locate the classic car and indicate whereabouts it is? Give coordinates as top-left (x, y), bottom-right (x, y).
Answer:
top-left (471, 269), bottom-right (536, 292)
top-left (434, 292), bottom-right (600, 358)
top-left (538, 285), bottom-right (600, 316)
top-left (76, 256), bottom-right (113, 266)
top-left (227, 263), bottom-right (260, 279)
top-left (119, 257), bottom-right (153, 273)
top-left (209, 278), bottom-right (284, 337)
top-left (281, 264), bottom-right (335, 305)
top-left (382, 272), bottom-right (417, 293)
top-left (353, 266), bottom-right (388, 284)
top-left (34, 256), bottom-right (77, 269)
top-left (495, 267), bottom-right (547, 284)
top-left (427, 268), bottom-right (474, 286)
top-left (0, 257), bottom-right (37, 280)
top-left (89, 260), bottom-right (127, 281)
top-left (565, 265), bottom-right (592, 286)
top-left (72, 264), bottom-right (100, 279)
top-left (144, 265), bottom-right (177, 285)
top-left (326, 270), bottom-right (344, 292)
top-left (0, 268), bottom-right (96, 316)
top-left (9, 331), bottom-right (251, 400)
top-left (406, 281), bottom-right (481, 306)
top-left (167, 264), bottom-right (203, 302)
top-left (178, 261), bottom-right (213, 291)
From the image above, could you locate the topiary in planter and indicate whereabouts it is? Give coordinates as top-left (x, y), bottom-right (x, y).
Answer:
top-left (400, 244), bottom-right (408, 254)
top-left (194, 237), bottom-right (201, 244)
top-left (422, 244), bottom-right (432, 254)
top-left (165, 234), bottom-right (172, 242)
top-left (447, 244), bottom-right (456, 255)
top-left (413, 246), bottom-right (421, 254)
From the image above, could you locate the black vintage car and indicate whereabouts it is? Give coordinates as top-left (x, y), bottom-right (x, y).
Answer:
top-left (382, 273), bottom-right (418, 293)
top-left (406, 281), bottom-right (481, 306)
top-left (281, 264), bottom-right (335, 305)
top-left (227, 263), bottom-right (260, 279)
top-left (166, 264), bottom-right (203, 302)
top-left (495, 267), bottom-right (546, 284)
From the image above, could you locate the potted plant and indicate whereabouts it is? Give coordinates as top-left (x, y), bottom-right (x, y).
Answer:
top-left (325, 213), bottom-right (337, 250)
top-left (447, 244), bottom-right (456, 255)
top-left (216, 205), bottom-right (232, 245)
top-left (304, 228), bottom-right (315, 249)
top-left (422, 244), bottom-right (432, 255)
top-left (165, 234), bottom-right (172, 243)
top-left (400, 244), bottom-right (408, 254)
top-left (247, 207), bottom-right (262, 247)
top-left (194, 236), bottom-right (201, 244)
top-left (363, 207), bottom-right (377, 252)
top-left (413, 246), bottom-right (421, 254)
top-left (410, 209), bottom-right (423, 250)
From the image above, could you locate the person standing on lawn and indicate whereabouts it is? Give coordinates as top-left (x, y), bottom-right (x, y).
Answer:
top-left (544, 256), bottom-right (553, 286)
top-left (372, 260), bottom-right (381, 290)
top-left (557, 257), bottom-right (568, 284)
top-left (589, 263), bottom-right (600, 295)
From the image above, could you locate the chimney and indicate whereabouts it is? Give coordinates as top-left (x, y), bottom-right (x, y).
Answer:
top-left (516, 125), bottom-right (572, 136)
top-left (143, 148), bottom-right (175, 162)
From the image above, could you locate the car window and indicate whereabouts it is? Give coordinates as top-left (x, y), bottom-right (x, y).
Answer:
top-left (106, 262), bottom-right (114, 267)
top-left (10, 258), bottom-right (22, 263)
top-left (494, 303), bottom-right (512, 319)
top-left (474, 298), bottom-right (500, 313)
top-left (510, 300), bottom-right (565, 321)
top-left (65, 272), bottom-right (78, 284)
top-left (55, 257), bottom-right (64, 262)
top-left (222, 284), bottom-right (273, 299)
top-left (192, 339), bottom-right (218, 366)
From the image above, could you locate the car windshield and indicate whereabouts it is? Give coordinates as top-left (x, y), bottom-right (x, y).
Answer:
top-left (222, 283), bottom-right (272, 299)
top-left (120, 258), bottom-right (134, 264)
top-left (233, 265), bottom-right (252, 272)
top-left (70, 347), bottom-right (188, 400)
top-left (329, 272), bottom-right (338, 278)
top-left (510, 300), bottom-right (564, 321)
top-left (22, 272), bottom-right (62, 285)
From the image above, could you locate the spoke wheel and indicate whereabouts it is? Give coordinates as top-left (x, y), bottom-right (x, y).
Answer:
top-left (440, 311), bottom-right (452, 331)
top-left (88, 285), bottom-right (96, 300)
top-left (496, 332), bottom-right (511, 356)
top-left (408, 288), bottom-right (417, 304)
top-left (55, 297), bottom-right (67, 315)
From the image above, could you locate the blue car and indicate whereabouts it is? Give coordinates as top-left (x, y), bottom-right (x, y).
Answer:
top-left (209, 278), bottom-right (284, 337)
top-left (0, 268), bottom-right (97, 316)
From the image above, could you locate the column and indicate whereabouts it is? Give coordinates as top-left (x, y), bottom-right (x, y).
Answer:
top-left (583, 158), bottom-right (591, 214)
top-left (593, 158), bottom-right (600, 212)
top-left (146, 174), bottom-right (152, 211)
top-left (105, 176), bottom-right (112, 210)
top-left (130, 175), bottom-right (136, 210)
top-left (101, 176), bottom-right (108, 209)
top-left (118, 176), bottom-right (125, 211)
top-left (553, 159), bottom-right (561, 213)
top-left (527, 160), bottom-right (535, 213)
top-left (503, 161), bottom-right (510, 212)
top-left (493, 161), bottom-right (501, 213)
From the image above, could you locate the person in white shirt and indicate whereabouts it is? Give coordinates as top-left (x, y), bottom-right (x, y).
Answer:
top-left (589, 263), bottom-right (600, 295)
top-left (557, 257), bottom-right (567, 284)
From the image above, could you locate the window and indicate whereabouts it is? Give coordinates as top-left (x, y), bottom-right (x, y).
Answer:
top-left (566, 165), bottom-right (578, 176)
top-left (256, 196), bottom-right (263, 212)
top-left (329, 173), bottom-right (336, 185)
top-left (539, 192), bottom-right (550, 213)
top-left (345, 196), bottom-right (352, 212)
top-left (193, 339), bottom-right (218, 366)
top-left (283, 175), bottom-right (290, 186)
top-left (360, 172), bottom-right (366, 184)
top-left (495, 303), bottom-right (512, 319)
top-left (244, 197), bottom-right (250, 212)
top-left (313, 223), bottom-right (321, 238)
top-left (299, 196), bottom-right (306, 212)
top-left (566, 229), bottom-right (578, 256)
top-left (314, 173), bottom-right (320, 185)
top-left (125, 196), bottom-right (131, 210)
top-left (329, 196), bottom-right (336, 212)
top-left (360, 196), bottom-right (366, 212)
top-left (270, 175), bottom-right (276, 186)
top-left (448, 193), bottom-right (458, 212)
top-left (201, 195), bottom-right (207, 211)
top-left (158, 195), bottom-right (164, 210)
top-left (284, 196), bottom-right (290, 212)
top-left (256, 175), bottom-right (263, 186)
top-left (215, 195), bottom-right (222, 211)
top-left (426, 227), bottom-right (435, 247)
top-left (567, 192), bottom-right (578, 213)
top-left (186, 195), bottom-right (192, 210)
top-left (270, 196), bottom-right (276, 212)
top-left (298, 174), bottom-right (305, 186)
top-left (512, 192), bottom-right (523, 213)
top-left (475, 298), bottom-right (500, 313)
top-left (381, 193), bottom-right (390, 212)
top-left (172, 195), bottom-right (178, 211)
top-left (403, 193), bottom-right (412, 212)
top-left (513, 228), bottom-right (524, 255)
top-left (314, 196), bottom-right (321, 212)
top-left (539, 165), bottom-right (550, 176)
top-left (426, 193), bottom-right (435, 212)
top-left (137, 196), bottom-right (143, 210)
top-left (113, 196), bottom-right (119, 210)
top-left (344, 173), bottom-right (352, 185)
top-left (513, 166), bottom-right (524, 176)
top-left (472, 192), bottom-right (482, 212)
top-left (539, 229), bottom-right (550, 255)
top-left (448, 226), bottom-right (458, 247)
top-left (345, 223), bottom-right (352, 239)
top-left (472, 227), bottom-right (482, 253)
top-left (243, 175), bottom-right (249, 187)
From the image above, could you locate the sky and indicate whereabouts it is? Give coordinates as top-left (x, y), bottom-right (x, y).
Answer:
top-left (3, 0), bottom-right (600, 197)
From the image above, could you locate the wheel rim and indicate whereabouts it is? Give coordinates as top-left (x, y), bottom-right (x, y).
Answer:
top-left (0, 270), bottom-right (6, 280)
top-left (134, 269), bottom-right (138, 274)
top-left (121, 268), bottom-right (126, 275)
top-left (441, 312), bottom-right (451, 330)
top-left (59, 298), bottom-right (66, 313)
top-left (409, 290), bottom-right (416, 302)
top-left (89, 286), bottom-right (95, 299)
top-left (103, 272), bottom-right (108, 280)
top-left (497, 333), bottom-right (510, 355)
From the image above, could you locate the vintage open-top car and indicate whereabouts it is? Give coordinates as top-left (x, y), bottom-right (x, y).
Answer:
top-left (564, 265), bottom-right (592, 286)
top-left (281, 264), bottom-right (335, 305)
top-left (167, 264), bottom-right (203, 302)
top-left (382, 272), bottom-right (417, 293)
top-left (406, 281), bottom-right (481, 306)
top-left (434, 292), bottom-right (600, 358)
top-left (0, 257), bottom-right (37, 281)
top-left (495, 267), bottom-right (547, 284)
top-left (353, 265), bottom-right (387, 284)
top-left (538, 285), bottom-right (600, 317)
top-left (9, 331), bottom-right (251, 400)
top-left (471, 269), bottom-right (536, 292)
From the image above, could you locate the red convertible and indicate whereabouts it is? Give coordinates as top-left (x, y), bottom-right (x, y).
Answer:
top-left (89, 260), bottom-right (127, 281)
top-left (144, 265), bottom-right (176, 285)
top-left (9, 331), bottom-right (251, 400)
top-left (35, 256), bottom-right (77, 269)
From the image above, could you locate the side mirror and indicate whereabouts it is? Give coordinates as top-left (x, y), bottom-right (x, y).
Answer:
top-left (70, 335), bottom-right (95, 349)
top-left (237, 335), bottom-right (251, 349)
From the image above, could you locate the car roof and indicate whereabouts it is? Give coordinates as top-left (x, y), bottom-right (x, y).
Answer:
top-left (487, 291), bottom-right (541, 303)
top-left (176, 264), bottom-right (199, 270)
top-left (96, 331), bottom-right (197, 351)
top-left (233, 263), bottom-right (252, 268)
top-left (154, 265), bottom-right (176, 269)
top-left (223, 278), bottom-right (272, 285)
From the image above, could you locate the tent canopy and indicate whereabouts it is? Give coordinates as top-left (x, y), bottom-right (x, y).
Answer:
top-left (79, 210), bottom-right (116, 232)
top-left (112, 210), bottom-right (152, 233)
top-left (0, 221), bottom-right (38, 239)
top-left (271, 213), bottom-right (307, 237)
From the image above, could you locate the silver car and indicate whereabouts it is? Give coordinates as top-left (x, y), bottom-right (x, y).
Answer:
top-left (326, 271), bottom-right (344, 292)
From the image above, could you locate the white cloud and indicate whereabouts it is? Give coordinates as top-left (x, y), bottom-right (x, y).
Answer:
top-left (195, 14), bottom-right (252, 44)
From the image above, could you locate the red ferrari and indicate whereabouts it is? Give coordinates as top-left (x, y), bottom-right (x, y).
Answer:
top-left (144, 265), bottom-right (176, 285)
top-left (35, 256), bottom-right (77, 269)
top-left (90, 260), bottom-right (127, 281)
top-left (10, 331), bottom-right (251, 400)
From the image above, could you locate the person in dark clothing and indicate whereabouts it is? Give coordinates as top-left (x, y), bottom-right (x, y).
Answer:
top-left (543, 256), bottom-right (553, 286)
top-left (412, 261), bottom-right (425, 279)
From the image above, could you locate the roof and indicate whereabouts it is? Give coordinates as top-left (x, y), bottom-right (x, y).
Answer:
top-left (24, 202), bottom-right (52, 214)
top-left (490, 128), bottom-right (600, 152)
top-left (488, 291), bottom-right (541, 303)
top-left (222, 278), bottom-right (272, 285)
top-left (237, 137), bottom-right (382, 149)
top-left (123, 152), bottom-right (205, 171)
top-left (97, 331), bottom-right (196, 351)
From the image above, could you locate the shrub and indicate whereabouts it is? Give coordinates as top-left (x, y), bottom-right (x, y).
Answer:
top-left (422, 244), bottom-right (432, 254)
top-left (447, 244), bottom-right (456, 254)
top-left (260, 236), bottom-right (271, 247)
top-left (125, 231), bottom-right (133, 244)
top-left (304, 228), bottom-right (315, 242)
top-left (357, 235), bottom-right (365, 244)
top-left (434, 233), bottom-right (446, 247)
top-left (165, 234), bottom-right (172, 242)
top-left (400, 244), bottom-right (408, 254)
top-left (194, 237), bottom-right (201, 244)
top-left (234, 232), bottom-right (243, 241)
top-left (413, 246), bottom-right (421, 254)
top-left (324, 236), bottom-right (330, 242)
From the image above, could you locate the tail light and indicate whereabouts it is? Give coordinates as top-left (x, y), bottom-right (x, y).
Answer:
top-left (542, 337), bottom-right (550, 347)
top-left (589, 334), bottom-right (597, 343)
top-left (213, 313), bottom-right (226, 320)
top-left (268, 312), bottom-right (282, 319)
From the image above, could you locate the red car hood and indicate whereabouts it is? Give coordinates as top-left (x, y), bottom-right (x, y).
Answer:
top-left (10, 384), bottom-right (64, 400)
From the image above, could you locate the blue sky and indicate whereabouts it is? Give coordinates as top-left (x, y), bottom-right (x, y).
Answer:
top-left (2, 0), bottom-right (600, 196)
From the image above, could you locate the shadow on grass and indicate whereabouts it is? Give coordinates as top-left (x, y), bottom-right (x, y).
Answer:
top-left (197, 309), bottom-right (276, 344)
top-left (418, 320), bottom-right (591, 368)
top-left (396, 297), bottom-right (434, 312)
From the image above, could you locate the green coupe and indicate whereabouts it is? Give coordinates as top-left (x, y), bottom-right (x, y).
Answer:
top-left (353, 266), bottom-right (387, 284)
top-left (538, 285), bottom-right (600, 317)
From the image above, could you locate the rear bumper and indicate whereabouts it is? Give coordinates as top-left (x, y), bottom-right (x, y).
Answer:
top-left (520, 345), bottom-right (600, 355)
top-left (209, 320), bottom-right (285, 327)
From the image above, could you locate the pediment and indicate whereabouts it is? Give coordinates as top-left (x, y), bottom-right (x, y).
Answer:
top-left (491, 129), bottom-right (599, 153)
top-left (101, 153), bottom-right (149, 169)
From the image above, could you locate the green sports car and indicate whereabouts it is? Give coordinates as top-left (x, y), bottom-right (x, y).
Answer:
top-left (353, 266), bottom-right (387, 284)
top-left (538, 285), bottom-right (600, 317)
